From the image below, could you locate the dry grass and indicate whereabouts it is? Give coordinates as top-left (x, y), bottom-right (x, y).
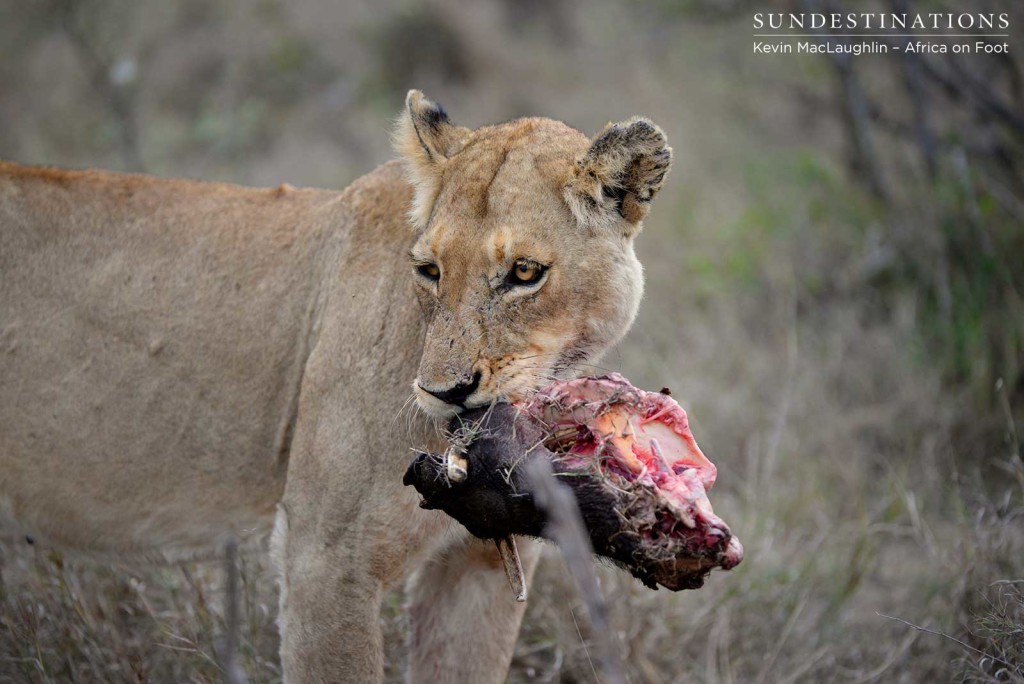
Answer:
top-left (1, 0), bottom-right (1021, 682)
top-left (0, 544), bottom-right (280, 683)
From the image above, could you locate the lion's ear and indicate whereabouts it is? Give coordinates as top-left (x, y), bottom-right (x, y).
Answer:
top-left (564, 117), bottom-right (672, 235)
top-left (394, 90), bottom-right (471, 229)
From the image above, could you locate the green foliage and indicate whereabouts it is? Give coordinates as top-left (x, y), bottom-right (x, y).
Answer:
top-left (887, 174), bottom-right (1024, 412)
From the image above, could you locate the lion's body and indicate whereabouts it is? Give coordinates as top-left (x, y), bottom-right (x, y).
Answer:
top-left (0, 92), bottom-right (671, 682)
top-left (1, 163), bottom-right (345, 554)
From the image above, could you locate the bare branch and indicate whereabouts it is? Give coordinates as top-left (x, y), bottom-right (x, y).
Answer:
top-left (877, 612), bottom-right (1018, 673)
top-left (53, 0), bottom-right (145, 172)
top-left (217, 537), bottom-right (249, 684)
top-left (890, 0), bottom-right (937, 178)
top-left (802, 0), bottom-right (889, 200)
top-left (525, 458), bottom-right (626, 684)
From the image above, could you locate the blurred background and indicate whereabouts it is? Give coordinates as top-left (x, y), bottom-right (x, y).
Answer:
top-left (1, 0), bottom-right (1022, 681)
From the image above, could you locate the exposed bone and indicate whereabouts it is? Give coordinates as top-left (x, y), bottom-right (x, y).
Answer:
top-left (445, 447), bottom-right (468, 483)
top-left (649, 437), bottom-right (670, 473)
top-left (494, 535), bottom-right (527, 602)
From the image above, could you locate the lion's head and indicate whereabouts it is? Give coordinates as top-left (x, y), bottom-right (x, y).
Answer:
top-left (396, 91), bottom-right (672, 418)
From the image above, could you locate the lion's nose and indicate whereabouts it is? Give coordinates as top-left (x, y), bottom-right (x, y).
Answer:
top-left (420, 371), bottom-right (482, 405)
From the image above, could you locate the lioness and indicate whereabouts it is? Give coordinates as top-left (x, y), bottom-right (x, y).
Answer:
top-left (0, 91), bottom-right (671, 682)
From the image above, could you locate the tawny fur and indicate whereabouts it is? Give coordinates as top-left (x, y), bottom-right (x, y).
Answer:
top-left (0, 90), bottom-right (671, 682)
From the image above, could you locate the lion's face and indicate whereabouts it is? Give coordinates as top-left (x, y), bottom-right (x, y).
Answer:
top-left (396, 91), bottom-right (672, 418)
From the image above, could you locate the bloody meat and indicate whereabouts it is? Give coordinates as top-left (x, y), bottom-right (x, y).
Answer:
top-left (404, 373), bottom-right (743, 591)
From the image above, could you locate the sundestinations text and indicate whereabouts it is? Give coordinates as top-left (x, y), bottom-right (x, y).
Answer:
top-left (753, 12), bottom-right (1009, 30)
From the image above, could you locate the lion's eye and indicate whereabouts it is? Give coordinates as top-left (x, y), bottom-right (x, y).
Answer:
top-left (508, 260), bottom-right (546, 286)
top-left (416, 263), bottom-right (440, 282)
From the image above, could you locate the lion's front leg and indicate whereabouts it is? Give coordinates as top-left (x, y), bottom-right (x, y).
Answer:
top-left (405, 533), bottom-right (541, 684)
top-left (273, 501), bottom-right (387, 682)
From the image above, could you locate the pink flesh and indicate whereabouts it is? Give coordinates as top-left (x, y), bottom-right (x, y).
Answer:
top-left (520, 373), bottom-right (743, 571)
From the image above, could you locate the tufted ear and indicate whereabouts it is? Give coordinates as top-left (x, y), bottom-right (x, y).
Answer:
top-left (394, 90), bottom-right (471, 229)
top-left (563, 117), bottom-right (672, 235)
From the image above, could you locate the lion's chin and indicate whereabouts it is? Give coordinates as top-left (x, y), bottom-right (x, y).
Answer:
top-left (413, 394), bottom-right (464, 419)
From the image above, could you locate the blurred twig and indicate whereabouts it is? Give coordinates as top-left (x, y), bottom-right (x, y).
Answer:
top-left (52, 0), bottom-right (144, 172)
top-left (877, 612), bottom-right (1017, 672)
top-left (526, 458), bottom-right (626, 684)
top-left (890, 0), bottom-right (937, 179)
top-left (802, 0), bottom-right (889, 200)
top-left (216, 537), bottom-right (249, 684)
top-left (995, 378), bottom-right (1024, 496)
